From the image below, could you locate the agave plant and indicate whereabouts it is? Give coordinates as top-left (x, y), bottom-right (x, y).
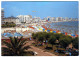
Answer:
top-left (2, 36), bottom-right (33, 56)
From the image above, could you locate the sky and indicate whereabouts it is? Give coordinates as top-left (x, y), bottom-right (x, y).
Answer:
top-left (1, 1), bottom-right (79, 19)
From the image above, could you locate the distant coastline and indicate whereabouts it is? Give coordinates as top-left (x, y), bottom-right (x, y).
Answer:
top-left (49, 20), bottom-right (79, 23)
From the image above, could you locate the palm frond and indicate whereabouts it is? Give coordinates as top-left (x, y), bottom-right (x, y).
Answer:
top-left (9, 37), bottom-right (15, 48)
top-left (16, 36), bottom-right (23, 47)
top-left (17, 39), bottom-right (27, 48)
top-left (3, 41), bottom-right (12, 48)
top-left (18, 36), bottom-right (23, 43)
top-left (14, 37), bottom-right (19, 47)
top-left (21, 45), bottom-right (31, 51)
top-left (2, 53), bottom-right (11, 56)
top-left (20, 39), bottom-right (27, 45)
top-left (2, 47), bottom-right (15, 56)
top-left (2, 47), bottom-right (10, 53)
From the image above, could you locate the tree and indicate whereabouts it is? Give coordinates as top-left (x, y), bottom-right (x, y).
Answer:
top-left (2, 22), bottom-right (16, 28)
top-left (32, 33), bottom-right (38, 40)
top-left (5, 22), bottom-right (8, 25)
top-left (54, 33), bottom-right (65, 40)
top-left (32, 33), bottom-right (40, 46)
top-left (38, 34), bottom-right (44, 42)
top-left (2, 37), bottom-right (34, 56)
top-left (48, 35), bottom-right (56, 49)
top-left (72, 37), bottom-right (79, 49)
top-left (59, 36), bottom-right (72, 49)
top-left (54, 34), bottom-right (60, 40)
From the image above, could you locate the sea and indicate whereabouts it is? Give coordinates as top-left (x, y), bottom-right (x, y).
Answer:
top-left (46, 21), bottom-right (79, 35)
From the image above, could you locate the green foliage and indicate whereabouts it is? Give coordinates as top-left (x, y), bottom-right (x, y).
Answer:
top-left (2, 22), bottom-right (16, 27)
top-left (32, 33), bottom-right (38, 40)
top-left (2, 37), bottom-right (33, 56)
top-left (37, 34), bottom-right (44, 42)
top-left (48, 35), bottom-right (56, 46)
top-left (32, 33), bottom-right (36, 39)
top-left (54, 34), bottom-right (61, 40)
top-left (32, 32), bottom-right (78, 50)
top-left (72, 37), bottom-right (79, 49)
top-left (59, 36), bottom-right (72, 49)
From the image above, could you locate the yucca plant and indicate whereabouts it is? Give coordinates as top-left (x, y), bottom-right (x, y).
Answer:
top-left (2, 36), bottom-right (34, 56)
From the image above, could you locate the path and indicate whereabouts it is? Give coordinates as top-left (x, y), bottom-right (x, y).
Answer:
top-left (26, 41), bottom-right (57, 56)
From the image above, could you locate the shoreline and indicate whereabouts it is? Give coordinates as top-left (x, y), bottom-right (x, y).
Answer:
top-left (48, 20), bottom-right (79, 23)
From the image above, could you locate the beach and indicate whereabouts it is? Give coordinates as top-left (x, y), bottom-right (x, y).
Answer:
top-left (1, 21), bottom-right (79, 39)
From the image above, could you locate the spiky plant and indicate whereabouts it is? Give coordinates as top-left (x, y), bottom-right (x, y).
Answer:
top-left (2, 36), bottom-right (34, 56)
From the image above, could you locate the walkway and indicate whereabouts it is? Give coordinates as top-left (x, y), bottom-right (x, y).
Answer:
top-left (26, 41), bottom-right (57, 56)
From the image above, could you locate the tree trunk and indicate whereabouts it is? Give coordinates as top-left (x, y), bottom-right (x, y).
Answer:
top-left (52, 44), bottom-right (53, 50)
top-left (46, 43), bottom-right (48, 48)
top-left (35, 39), bottom-right (38, 46)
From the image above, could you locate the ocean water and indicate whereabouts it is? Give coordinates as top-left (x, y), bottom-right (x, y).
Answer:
top-left (46, 21), bottom-right (79, 35)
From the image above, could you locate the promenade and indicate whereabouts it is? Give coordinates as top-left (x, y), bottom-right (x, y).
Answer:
top-left (25, 41), bottom-right (57, 56)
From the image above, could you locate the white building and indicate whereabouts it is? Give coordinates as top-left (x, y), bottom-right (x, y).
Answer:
top-left (3, 16), bottom-right (21, 25)
top-left (65, 17), bottom-right (69, 21)
top-left (50, 17), bottom-right (56, 21)
top-left (3, 16), bottom-right (16, 23)
top-left (32, 16), bottom-right (42, 23)
top-left (1, 8), bottom-right (4, 25)
top-left (56, 17), bottom-right (63, 21)
top-left (17, 15), bottom-right (32, 23)
top-left (16, 18), bottom-right (21, 25)
top-left (43, 16), bottom-right (51, 21)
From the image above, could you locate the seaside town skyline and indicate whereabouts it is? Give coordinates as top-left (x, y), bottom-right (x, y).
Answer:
top-left (1, 8), bottom-right (78, 26)
top-left (2, 1), bottom-right (78, 19)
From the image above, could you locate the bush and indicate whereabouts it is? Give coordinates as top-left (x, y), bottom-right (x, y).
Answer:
top-left (72, 37), bottom-right (79, 49)
top-left (48, 35), bottom-right (56, 49)
top-left (59, 36), bottom-right (72, 49)
top-left (2, 22), bottom-right (16, 27)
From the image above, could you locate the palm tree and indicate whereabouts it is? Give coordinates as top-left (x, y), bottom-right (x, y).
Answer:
top-left (2, 36), bottom-right (34, 56)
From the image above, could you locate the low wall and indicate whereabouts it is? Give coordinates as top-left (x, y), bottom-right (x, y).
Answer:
top-left (1, 27), bottom-right (31, 33)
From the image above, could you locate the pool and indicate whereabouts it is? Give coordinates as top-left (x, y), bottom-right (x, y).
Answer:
top-left (2, 32), bottom-right (23, 37)
top-left (14, 32), bottom-right (23, 37)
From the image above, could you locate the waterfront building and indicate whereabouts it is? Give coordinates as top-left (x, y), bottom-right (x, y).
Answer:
top-left (56, 17), bottom-right (58, 21)
top-left (17, 15), bottom-right (32, 23)
top-left (72, 18), bottom-right (78, 21)
top-left (75, 18), bottom-right (78, 21)
top-left (16, 18), bottom-right (21, 25)
top-left (63, 18), bottom-right (66, 21)
top-left (1, 8), bottom-right (4, 19)
top-left (68, 18), bottom-right (72, 21)
top-left (50, 17), bottom-right (56, 22)
top-left (56, 17), bottom-right (63, 21)
top-left (1, 8), bottom-right (5, 25)
top-left (65, 17), bottom-right (69, 21)
top-left (43, 17), bottom-right (47, 21)
top-left (3, 16), bottom-right (17, 23)
top-left (43, 16), bottom-right (51, 22)
top-left (33, 16), bottom-right (42, 23)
